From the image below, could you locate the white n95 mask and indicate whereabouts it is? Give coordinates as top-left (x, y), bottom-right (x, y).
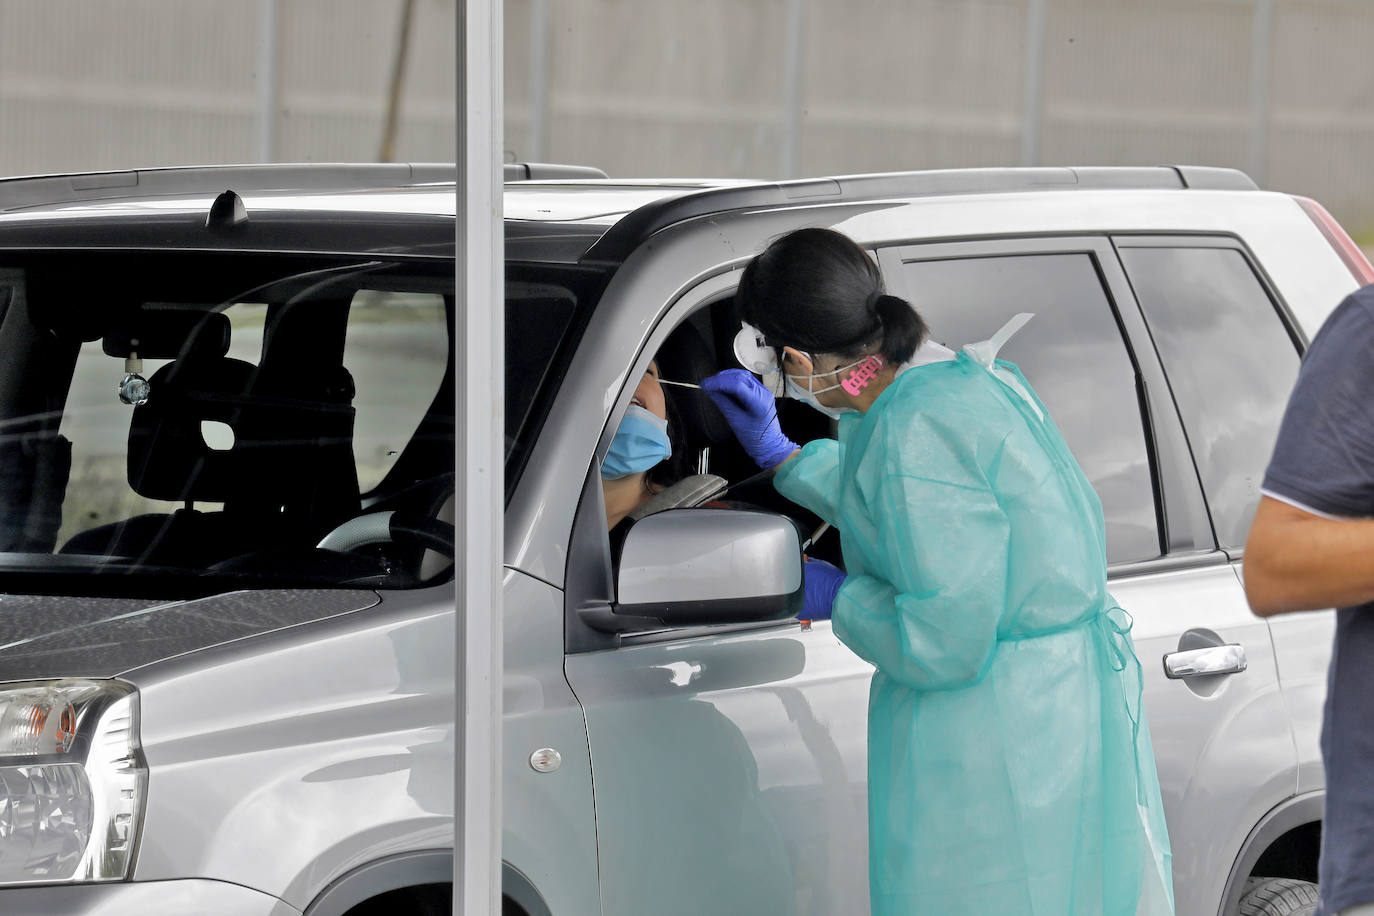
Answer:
top-left (784, 373), bottom-right (854, 419)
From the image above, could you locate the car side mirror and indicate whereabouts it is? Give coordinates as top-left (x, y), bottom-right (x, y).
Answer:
top-left (614, 508), bottom-right (803, 626)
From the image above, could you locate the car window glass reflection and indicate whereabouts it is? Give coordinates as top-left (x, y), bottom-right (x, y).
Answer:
top-left (342, 290), bottom-right (447, 493)
top-left (1119, 246), bottom-right (1300, 550)
top-left (900, 252), bottom-right (1160, 564)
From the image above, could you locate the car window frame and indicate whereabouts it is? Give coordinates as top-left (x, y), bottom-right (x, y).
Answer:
top-left (563, 267), bottom-right (813, 654)
top-left (502, 260), bottom-right (614, 502)
top-left (1111, 233), bottom-right (1307, 560)
top-left (563, 232), bottom-right (1260, 654)
top-left (1111, 233), bottom-right (1309, 354)
top-left (874, 235), bottom-right (1220, 575)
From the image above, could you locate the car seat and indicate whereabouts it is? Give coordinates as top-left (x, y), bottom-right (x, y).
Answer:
top-left (60, 351), bottom-right (360, 566)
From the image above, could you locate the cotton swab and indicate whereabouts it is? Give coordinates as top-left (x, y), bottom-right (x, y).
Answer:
top-left (802, 522), bottom-right (831, 552)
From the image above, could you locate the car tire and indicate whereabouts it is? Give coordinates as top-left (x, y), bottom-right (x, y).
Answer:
top-left (1238, 877), bottom-right (1320, 916)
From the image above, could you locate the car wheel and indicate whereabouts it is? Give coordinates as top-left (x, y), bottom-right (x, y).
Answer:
top-left (1238, 877), bottom-right (1320, 916)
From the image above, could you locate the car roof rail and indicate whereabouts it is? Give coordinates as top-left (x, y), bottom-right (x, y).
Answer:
top-left (0, 162), bottom-right (459, 212)
top-left (504, 162), bottom-right (609, 181)
top-left (580, 165), bottom-right (1259, 264)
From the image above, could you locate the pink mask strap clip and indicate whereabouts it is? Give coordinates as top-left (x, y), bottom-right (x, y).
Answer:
top-left (840, 355), bottom-right (884, 396)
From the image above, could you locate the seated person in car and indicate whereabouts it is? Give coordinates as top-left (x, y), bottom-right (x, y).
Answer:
top-left (603, 355), bottom-right (838, 622)
top-left (602, 360), bottom-right (701, 530)
top-left (603, 350), bottom-right (755, 531)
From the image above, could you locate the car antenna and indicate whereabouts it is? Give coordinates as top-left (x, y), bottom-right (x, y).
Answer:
top-left (205, 189), bottom-right (248, 232)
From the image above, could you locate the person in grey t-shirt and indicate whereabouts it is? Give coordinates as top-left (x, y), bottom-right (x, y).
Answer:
top-left (1246, 284), bottom-right (1374, 916)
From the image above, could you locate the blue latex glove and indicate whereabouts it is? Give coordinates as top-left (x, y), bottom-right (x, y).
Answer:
top-left (802, 557), bottom-right (846, 621)
top-left (702, 369), bottom-right (798, 469)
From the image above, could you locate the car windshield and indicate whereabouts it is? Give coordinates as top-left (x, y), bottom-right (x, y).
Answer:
top-left (0, 250), bottom-right (588, 597)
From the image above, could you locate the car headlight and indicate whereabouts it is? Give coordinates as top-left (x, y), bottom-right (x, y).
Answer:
top-left (0, 680), bottom-right (146, 884)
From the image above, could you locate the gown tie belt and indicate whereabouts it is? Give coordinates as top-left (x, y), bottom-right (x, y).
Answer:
top-left (1093, 605), bottom-right (1147, 805)
top-left (1003, 605), bottom-right (1147, 804)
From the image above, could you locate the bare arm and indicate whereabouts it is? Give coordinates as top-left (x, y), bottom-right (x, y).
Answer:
top-left (1244, 495), bottom-right (1374, 616)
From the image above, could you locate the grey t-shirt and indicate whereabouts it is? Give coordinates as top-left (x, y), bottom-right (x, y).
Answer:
top-left (1261, 286), bottom-right (1374, 915)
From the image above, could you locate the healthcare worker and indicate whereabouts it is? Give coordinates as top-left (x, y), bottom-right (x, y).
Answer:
top-left (702, 228), bottom-right (1173, 916)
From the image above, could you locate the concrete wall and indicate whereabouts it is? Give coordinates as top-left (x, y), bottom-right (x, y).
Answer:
top-left (506, 0), bottom-right (1374, 233)
top-left (3, 1), bottom-right (1374, 232)
top-left (0, 0), bottom-right (456, 172)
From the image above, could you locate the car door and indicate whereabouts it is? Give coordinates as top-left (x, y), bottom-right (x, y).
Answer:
top-left (877, 237), bottom-right (1291, 916)
top-left (562, 273), bottom-right (875, 916)
top-left (1113, 238), bottom-right (1326, 903)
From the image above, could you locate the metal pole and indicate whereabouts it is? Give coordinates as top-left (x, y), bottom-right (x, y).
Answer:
top-left (456, 0), bottom-right (503, 911)
top-left (380, 0), bottom-right (417, 162)
top-left (781, 0), bottom-right (807, 178)
top-left (1020, 0), bottom-right (1047, 167)
top-left (1249, 0), bottom-right (1274, 187)
top-left (256, 0), bottom-right (279, 163)
top-left (529, 0), bottom-right (550, 160)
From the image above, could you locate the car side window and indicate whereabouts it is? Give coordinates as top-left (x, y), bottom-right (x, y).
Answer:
top-left (504, 278), bottom-right (583, 468)
top-left (890, 250), bottom-right (1159, 564)
top-left (1117, 243), bottom-right (1300, 551)
top-left (341, 290), bottom-right (448, 493)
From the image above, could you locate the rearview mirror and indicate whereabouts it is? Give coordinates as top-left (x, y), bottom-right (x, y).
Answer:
top-left (614, 509), bottom-right (803, 626)
top-left (102, 305), bottom-right (230, 358)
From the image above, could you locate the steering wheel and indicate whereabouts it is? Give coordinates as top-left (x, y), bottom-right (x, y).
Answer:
top-left (316, 511), bottom-right (455, 558)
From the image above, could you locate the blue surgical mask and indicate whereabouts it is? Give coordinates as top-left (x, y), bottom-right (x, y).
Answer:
top-left (602, 405), bottom-right (672, 479)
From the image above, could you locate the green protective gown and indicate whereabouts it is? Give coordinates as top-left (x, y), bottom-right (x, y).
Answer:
top-left (775, 350), bottom-right (1174, 916)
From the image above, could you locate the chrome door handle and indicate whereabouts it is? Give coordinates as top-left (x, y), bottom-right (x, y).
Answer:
top-left (1163, 644), bottom-right (1247, 679)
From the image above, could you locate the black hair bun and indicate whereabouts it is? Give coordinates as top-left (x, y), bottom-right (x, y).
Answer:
top-left (873, 294), bottom-right (928, 364)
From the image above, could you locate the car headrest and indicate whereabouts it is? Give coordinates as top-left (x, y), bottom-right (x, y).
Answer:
top-left (127, 355), bottom-right (357, 508)
top-left (655, 322), bottom-right (732, 451)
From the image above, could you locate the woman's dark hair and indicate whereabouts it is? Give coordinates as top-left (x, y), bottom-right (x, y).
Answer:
top-left (736, 227), bottom-right (927, 365)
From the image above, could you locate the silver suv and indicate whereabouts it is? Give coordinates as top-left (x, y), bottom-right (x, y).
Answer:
top-left (0, 163), bottom-right (1361, 915)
